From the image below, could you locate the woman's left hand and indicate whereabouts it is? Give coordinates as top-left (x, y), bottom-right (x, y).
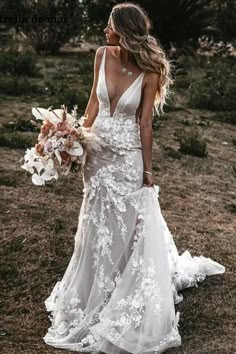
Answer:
top-left (143, 173), bottom-right (155, 187)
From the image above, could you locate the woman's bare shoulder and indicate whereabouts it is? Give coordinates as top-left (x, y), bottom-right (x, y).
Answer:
top-left (94, 46), bottom-right (106, 72)
top-left (96, 45), bottom-right (106, 55)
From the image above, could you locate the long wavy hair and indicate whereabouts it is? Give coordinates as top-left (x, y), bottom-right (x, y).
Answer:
top-left (110, 2), bottom-right (174, 116)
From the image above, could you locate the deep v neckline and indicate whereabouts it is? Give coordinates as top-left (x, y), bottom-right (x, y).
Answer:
top-left (103, 47), bottom-right (144, 118)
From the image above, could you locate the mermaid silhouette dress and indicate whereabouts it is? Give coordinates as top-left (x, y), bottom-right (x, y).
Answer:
top-left (43, 46), bottom-right (225, 354)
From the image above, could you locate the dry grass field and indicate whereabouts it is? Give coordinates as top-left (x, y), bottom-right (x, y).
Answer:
top-left (1, 56), bottom-right (236, 354)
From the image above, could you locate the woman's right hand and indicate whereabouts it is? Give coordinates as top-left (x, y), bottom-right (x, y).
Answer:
top-left (143, 173), bottom-right (155, 187)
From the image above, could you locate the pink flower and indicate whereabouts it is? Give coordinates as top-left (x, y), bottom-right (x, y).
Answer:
top-left (70, 129), bottom-right (80, 139)
top-left (57, 122), bottom-right (67, 131)
top-left (60, 151), bottom-right (71, 164)
top-left (40, 120), bottom-right (54, 136)
top-left (55, 131), bottom-right (63, 138)
top-left (35, 142), bottom-right (44, 155)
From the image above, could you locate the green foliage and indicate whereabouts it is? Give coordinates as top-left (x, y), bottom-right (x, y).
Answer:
top-left (0, 131), bottom-right (37, 149)
top-left (0, 174), bottom-right (17, 187)
top-left (152, 0), bottom-right (215, 49)
top-left (0, 50), bottom-right (40, 77)
top-left (18, 1), bottom-right (86, 55)
top-left (0, 76), bottom-right (43, 96)
top-left (86, 0), bottom-right (215, 49)
top-left (188, 58), bottom-right (236, 111)
top-left (2, 117), bottom-right (39, 132)
top-left (44, 79), bottom-right (89, 113)
top-left (212, 112), bottom-right (236, 125)
top-left (162, 145), bottom-right (182, 159)
top-left (176, 54), bottom-right (202, 71)
top-left (174, 126), bottom-right (208, 157)
top-left (212, 0), bottom-right (236, 44)
top-left (0, 0), bottom-right (25, 31)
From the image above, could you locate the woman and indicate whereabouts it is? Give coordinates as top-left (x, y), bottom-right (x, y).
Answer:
top-left (43, 3), bottom-right (225, 353)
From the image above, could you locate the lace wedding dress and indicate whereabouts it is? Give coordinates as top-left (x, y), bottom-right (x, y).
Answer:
top-left (43, 47), bottom-right (225, 354)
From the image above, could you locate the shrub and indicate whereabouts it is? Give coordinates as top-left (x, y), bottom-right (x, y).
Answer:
top-left (174, 126), bottom-right (208, 157)
top-left (0, 50), bottom-right (41, 77)
top-left (44, 80), bottom-right (89, 113)
top-left (212, 0), bottom-right (236, 44)
top-left (20, 1), bottom-right (85, 55)
top-left (188, 58), bottom-right (236, 111)
top-left (0, 174), bottom-right (17, 187)
top-left (211, 112), bottom-right (236, 125)
top-left (2, 117), bottom-right (39, 132)
top-left (0, 131), bottom-right (37, 149)
top-left (0, 76), bottom-right (43, 96)
top-left (162, 145), bottom-right (182, 159)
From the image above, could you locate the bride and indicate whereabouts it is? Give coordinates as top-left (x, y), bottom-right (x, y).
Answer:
top-left (43, 3), bottom-right (225, 353)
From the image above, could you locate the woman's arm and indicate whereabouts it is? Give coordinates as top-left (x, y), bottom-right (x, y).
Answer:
top-left (82, 46), bottom-right (105, 128)
top-left (139, 72), bottom-right (160, 186)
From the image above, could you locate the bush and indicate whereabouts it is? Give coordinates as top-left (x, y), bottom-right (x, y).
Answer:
top-left (212, 0), bottom-right (236, 44)
top-left (0, 174), bottom-right (17, 187)
top-left (0, 76), bottom-right (43, 96)
top-left (44, 79), bottom-right (89, 113)
top-left (188, 58), bottom-right (236, 111)
top-left (162, 145), bottom-right (182, 159)
top-left (0, 131), bottom-right (37, 149)
top-left (174, 126), bottom-right (208, 157)
top-left (0, 50), bottom-right (41, 77)
top-left (2, 117), bottom-right (39, 132)
top-left (211, 112), bottom-right (236, 125)
top-left (20, 1), bottom-right (85, 55)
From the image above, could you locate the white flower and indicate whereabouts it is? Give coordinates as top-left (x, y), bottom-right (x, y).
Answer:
top-left (119, 314), bottom-right (131, 326)
top-left (98, 281), bottom-right (104, 288)
top-left (57, 321), bottom-right (68, 335)
top-left (32, 107), bottom-right (75, 125)
top-left (117, 298), bottom-right (126, 307)
top-left (131, 299), bottom-right (140, 309)
top-left (135, 314), bottom-right (142, 323)
top-left (67, 141), bottom-right (83, 156)
top-left (70, 297), bottom-right (81, 307)
top-left (32, 173), bottom-right (45, 186)
top-left (87, 334), bottom-right (95, 344)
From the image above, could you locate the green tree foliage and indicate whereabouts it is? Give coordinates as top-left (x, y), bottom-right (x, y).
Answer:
top-left (0, 0), bottom-right (87, 55)
top-left (188, 57), bottom-right (236, 112)
top-left (86, 0), bottom-right (215, 49)
top-left (212, 0), bottom-right (236, 44)
top-left (139, 0), bottom-right (215, 49)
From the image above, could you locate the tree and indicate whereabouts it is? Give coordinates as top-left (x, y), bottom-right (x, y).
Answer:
top-left (212, 0), bottom-right (236, 44)
top-left (139, 0), bottom-right (215, 50)
top-left (1, 0), bottom-right (87, 55)
top-left (85, 0), bottom-right (216, 51)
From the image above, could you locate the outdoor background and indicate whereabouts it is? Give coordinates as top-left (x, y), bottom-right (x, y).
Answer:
top-left (0, 0), bottom-right (235, 353)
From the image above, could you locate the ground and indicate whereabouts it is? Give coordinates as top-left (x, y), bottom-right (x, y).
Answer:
top-left (1, 106), bottom-right (236, 353)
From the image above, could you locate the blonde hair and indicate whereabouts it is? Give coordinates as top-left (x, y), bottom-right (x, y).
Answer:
top-left (110, 2), bottom-right (174, 116)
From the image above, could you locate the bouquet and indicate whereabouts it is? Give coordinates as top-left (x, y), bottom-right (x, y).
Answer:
top-left (21, 105), bottom-right (104, 186)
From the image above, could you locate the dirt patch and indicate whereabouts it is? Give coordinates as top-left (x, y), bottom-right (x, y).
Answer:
top-left (1, 109), bottom-right (236, 354)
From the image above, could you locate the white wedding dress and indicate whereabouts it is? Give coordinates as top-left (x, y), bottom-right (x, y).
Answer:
top-left (43, 46), bottom-right (225, 353)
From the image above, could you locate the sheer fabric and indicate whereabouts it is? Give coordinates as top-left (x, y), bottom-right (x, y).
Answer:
top-left (43, 46), bottom-right (225, 353)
